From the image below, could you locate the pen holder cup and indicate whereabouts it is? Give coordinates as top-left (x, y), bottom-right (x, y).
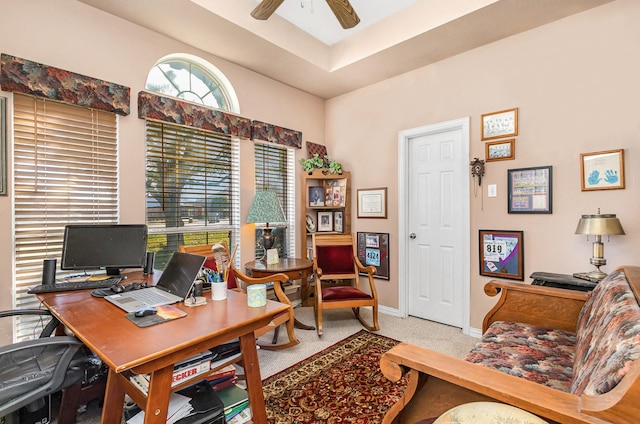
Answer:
top-left (211, 281), bottom-right (227, 300)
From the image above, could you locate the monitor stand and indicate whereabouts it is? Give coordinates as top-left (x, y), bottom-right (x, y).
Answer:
top-left (106, 267), bottom-right (122, 277)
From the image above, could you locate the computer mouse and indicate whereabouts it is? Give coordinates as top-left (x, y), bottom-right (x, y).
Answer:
top-left (111, 284), bottom-right (125, 294)
top-left (134, 307), bottom-right (157, 317)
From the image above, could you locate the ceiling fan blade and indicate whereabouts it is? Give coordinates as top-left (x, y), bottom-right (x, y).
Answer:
top-left (326, 0), bottom-right (360, 29)
top-left (251, 0), bottom-right (286, 20)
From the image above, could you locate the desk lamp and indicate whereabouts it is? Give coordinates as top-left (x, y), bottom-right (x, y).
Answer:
top-left (246, 190), bottom-right (286, 260)
top-left (574, 208), bottom-right (625, 281)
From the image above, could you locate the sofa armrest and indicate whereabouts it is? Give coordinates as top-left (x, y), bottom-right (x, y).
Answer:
top-left (381, 343), bottom-right (607, 424)
top-left (482, 280), bottom-right (589, 333)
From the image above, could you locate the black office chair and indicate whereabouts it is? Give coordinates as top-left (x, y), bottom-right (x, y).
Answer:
top-left (0, 309), bottom-right (90, 423)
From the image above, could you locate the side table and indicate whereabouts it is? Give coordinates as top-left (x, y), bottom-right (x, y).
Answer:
top-left (530, 271), bottom-right (597, 291)
top-left (245, 258), bottom-right (315, 331)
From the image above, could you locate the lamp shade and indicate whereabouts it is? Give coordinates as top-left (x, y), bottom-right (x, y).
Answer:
top-left (575, 212), bottom-right (625, 235)
top-left (246, 190), bottom-right (286, 225)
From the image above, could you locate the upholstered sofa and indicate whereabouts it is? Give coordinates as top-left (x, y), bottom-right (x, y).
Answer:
top-left (380, 265), bottom-right (640, 423)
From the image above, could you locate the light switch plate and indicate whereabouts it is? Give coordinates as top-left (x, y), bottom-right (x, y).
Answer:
top-left (488, 184), bottom-right (497, 198)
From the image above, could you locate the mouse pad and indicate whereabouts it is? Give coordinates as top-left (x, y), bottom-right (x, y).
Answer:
top-left (126, 305), bottom-right (187, 328)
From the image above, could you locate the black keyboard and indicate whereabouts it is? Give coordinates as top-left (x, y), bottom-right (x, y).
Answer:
top-left (28, 277), bottom-right (122, 294)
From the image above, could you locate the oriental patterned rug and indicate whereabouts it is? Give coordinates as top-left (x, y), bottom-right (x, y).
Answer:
top-left (262, 330), bottom-right (408, 423)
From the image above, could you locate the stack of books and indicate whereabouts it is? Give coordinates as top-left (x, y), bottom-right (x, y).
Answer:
top-left (216, 384), bottom-right (251, 423)
top-left (130, 342), bottom-right (242, 395)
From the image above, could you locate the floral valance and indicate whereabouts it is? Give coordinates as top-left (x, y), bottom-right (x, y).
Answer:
top-left (138, 91), bottom-right (252, 138)
top-left (0, 54), bottom-right (130, 116)
top-left (138, 91), bottom-right (302, 148)
top-left (251, 121), bottom-right (302, 149)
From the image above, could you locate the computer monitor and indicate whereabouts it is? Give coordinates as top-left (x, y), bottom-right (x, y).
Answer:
top-left (61, 224), bottom-right (148, 275)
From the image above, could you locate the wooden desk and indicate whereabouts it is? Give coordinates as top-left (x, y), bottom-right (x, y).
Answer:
top-left (37, 271), bottom-right (288, 424)
top-left (244, 258), bottom-right (313, 306)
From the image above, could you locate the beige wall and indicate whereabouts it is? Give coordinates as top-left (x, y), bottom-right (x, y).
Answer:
top-left (1, 0), bottom-right (639, 342)
top-left (326, 0), bottom-right (640, 328)
top-left (0, 0), bottom-right (325, 342)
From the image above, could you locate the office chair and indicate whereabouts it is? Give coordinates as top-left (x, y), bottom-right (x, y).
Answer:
top-left (311, 233), bottom-right (380, 336)
top-left (0, 309), bottom-right (90, 423)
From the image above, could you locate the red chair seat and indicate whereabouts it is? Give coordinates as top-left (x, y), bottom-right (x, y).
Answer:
top-left (322, 286), bottom-right (373, 301)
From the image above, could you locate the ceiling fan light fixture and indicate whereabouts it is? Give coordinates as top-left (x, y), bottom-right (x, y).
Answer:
top-left (251, 0), bottom-right (359, 29)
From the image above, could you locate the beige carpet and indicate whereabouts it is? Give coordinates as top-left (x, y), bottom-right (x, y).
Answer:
top-left (60, 307), bottom-right (477, 423)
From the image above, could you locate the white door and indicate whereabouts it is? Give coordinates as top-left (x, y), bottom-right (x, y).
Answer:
top-left (401, 118), bottom-right (469, 328)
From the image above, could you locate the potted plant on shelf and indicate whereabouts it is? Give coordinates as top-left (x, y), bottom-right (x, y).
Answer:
top-left (299, 154), bottom-right (342, 175)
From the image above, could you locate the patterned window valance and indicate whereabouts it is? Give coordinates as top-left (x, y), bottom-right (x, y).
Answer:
top-left (251, 121), bottom-right (302, 149)
top-left (138, 91), bottom-right (251, 138)
top-left (0, 54), bottom-right (130, 116)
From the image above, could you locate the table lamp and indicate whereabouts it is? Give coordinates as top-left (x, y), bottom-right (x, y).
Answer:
top-left (246, 190), bottom-right (286, 260)
top-left (574, 208), bottom-right (625, 281)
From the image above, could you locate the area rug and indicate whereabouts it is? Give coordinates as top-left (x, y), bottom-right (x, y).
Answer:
top-left (262, 330), bottom-right (408, 423)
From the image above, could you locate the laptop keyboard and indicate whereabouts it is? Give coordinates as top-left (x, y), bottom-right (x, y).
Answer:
top-left (131, 289), bottom-right (172, 304)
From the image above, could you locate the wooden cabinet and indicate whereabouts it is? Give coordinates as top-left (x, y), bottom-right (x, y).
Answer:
top-left (300, 169), bottom-right (351, 259)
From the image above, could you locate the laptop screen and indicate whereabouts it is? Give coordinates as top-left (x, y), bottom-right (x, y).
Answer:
top-left (157, 252), bottom-right (206, 298)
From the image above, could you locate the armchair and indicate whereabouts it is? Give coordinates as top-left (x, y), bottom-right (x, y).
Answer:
top-left (311, 233), bottom-right (379, 336)
top-left (0, 309), bottom-right (90, 423)
top-left (178, 243), bottom-right (299, 350)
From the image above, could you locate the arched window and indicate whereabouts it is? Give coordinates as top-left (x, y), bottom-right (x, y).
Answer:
top-left (144, 55), bottom-right (241, 268)
top-left (145, 53), bottom-right (239, 113)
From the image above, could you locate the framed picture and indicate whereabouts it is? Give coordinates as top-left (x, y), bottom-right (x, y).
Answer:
top-left (485, 139), bottom-right (515, 162)
top-left (479, 230), bottom-right (524, 281)
top-left (507, 166), bottom-right (552, 214)
top-left (357, 187), bottom-right (387, 219)
top-left (580, 149), bottom-right (625, 191)
top-left (0, 96), bottom-right (6, 196)
top-left (309, 186), bottom-right (324, 206)
top-left (481, 108), bottom-right (518, 140)
top-left (334, 211), bottom-right (343, 233)
top-left (317, 211), bottom-right (333, 232)
top-left (356, 232), bottom-right (390, 280)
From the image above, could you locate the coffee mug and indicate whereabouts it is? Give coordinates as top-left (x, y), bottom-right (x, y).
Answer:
top-left (211, 281), bottom-right (227, 300)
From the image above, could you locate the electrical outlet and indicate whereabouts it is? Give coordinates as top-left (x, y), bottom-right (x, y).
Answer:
top-left (488, 184), bottom-right (497, 198)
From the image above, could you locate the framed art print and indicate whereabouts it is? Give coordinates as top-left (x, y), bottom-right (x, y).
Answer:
top-left (356, 232), bottom-right (390, 280)
top-left (580, 149), bottom-right (625, 191)
top-left (357, 187), bottom-right (387, 218)
top-left (485, 139), bottom-right (515, 162)
top-left (481, 108), bottom-right (518, 140)
top-left (334, 211), bottom-right (343, 233)
top-left (479, 230), bottom-right (524, 280)
top-left (507, 166), bottom-right (552, 214)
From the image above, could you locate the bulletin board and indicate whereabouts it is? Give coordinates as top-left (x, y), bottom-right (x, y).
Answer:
top-left (356, 232), bottom-right (389, 280)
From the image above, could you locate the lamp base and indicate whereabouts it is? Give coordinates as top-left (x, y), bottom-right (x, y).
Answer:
top-left (258, 228), bottom-right (276, 262)
top-left (573, 271), bottom-right (606, 283)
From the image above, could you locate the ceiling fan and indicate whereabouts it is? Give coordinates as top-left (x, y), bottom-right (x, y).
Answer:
top-left (251, 0), bottom-right (360, 29)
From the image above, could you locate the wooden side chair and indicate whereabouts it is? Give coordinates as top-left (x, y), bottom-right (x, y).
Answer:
top-left (311, 233), bottom-right (380, 336)
top-left (178, 243), bottom-right (299, 350)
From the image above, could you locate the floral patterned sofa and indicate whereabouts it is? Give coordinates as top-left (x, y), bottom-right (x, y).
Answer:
top-left (380, 266), bottom-right (640, 424)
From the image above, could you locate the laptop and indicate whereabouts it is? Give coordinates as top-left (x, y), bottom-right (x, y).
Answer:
top-left (105, 251), bottom-right (206, 313)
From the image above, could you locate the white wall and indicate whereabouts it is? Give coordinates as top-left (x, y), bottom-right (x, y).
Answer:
top-left (325, 0), bottom-right (640, 327)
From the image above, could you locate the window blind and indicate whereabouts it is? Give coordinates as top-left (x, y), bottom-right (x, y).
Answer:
top-left (145, 121), bottom-right (240, 268)
top-left (254, 142), bottom-right (295, 258)
top-left (13, 94), bottom-right (119, 341)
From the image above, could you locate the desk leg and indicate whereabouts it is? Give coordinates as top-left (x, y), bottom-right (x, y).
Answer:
top-left (143, 366), bottom-right (173, 424)
top-left (240, 332), bottom-right (267, 424)
top-left (102, 368), bottom-right (126, 424)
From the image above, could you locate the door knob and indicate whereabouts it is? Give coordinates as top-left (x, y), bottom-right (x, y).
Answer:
top-left (409, 233), bottom-right (416, 239)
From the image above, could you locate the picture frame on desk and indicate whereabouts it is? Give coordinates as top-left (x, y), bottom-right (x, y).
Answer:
top-left (317, 212), bottom-right (333, 232)
top-left (309, 186), bottom-right (324, 206)
top-left (334, 211), bottom-right (343, 233)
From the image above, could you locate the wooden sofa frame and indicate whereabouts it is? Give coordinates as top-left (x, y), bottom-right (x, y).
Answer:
top-left (380, 266), bottom-right (640, 424)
